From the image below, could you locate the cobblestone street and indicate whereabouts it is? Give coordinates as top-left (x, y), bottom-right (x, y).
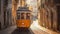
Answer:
top-left (0, 20), bottom-right (59, 34)
top-left (0, 25), bottom-right (48, 34)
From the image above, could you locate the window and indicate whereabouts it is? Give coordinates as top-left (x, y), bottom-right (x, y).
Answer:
top-left (17, 13), bottom-right (20, 19)
top-left (21, 13), bottom-right (25, 19)
top-left (26, 13), bottom-right (30, 19)
top-left (4, 12), bottom-right (6, 26)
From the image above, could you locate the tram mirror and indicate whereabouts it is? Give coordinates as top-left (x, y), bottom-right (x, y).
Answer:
top-left (21, 13), bottom-right (25, 19)
top-left (26, 13), bottom-right (30, 19)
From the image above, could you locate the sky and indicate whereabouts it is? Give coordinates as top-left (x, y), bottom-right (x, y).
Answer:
top-left (26, 0), bottom-right (38, 16)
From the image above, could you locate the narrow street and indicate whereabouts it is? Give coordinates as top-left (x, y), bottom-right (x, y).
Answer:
top-left (0, 19), bottom-right (59, 34)
top-left (0, 0), bottom-right (60, 34)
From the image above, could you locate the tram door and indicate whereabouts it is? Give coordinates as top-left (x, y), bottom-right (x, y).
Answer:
top-left (26, 13), bottom-right (31, 27)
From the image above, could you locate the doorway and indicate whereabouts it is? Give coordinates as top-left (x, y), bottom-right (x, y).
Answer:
top-left (0, 22), bottom-right (1, 30)
top-left (57, 6), bottom-right (60, 31)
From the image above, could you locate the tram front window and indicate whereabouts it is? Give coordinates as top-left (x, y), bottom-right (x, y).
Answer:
top-left (26, 13), bottom-right (30, 19)
top-left (17, 13), bottom-right (20, 19)
top-left (21, 13), bottom-right (25, 19)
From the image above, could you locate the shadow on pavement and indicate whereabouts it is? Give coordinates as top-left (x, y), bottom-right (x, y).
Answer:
top-left (11, 28), bottom-right (34, 34)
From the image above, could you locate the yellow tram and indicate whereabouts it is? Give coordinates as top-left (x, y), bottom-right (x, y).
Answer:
top-left (16, 7), bottom-right (32, 28)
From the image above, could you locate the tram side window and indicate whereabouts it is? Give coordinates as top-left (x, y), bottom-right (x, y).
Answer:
top-left (26, 13), bottom-right (30, 19)
top-left (21, 13), bottom-right (25, 19)
top-left (17, 13), bottom-right (20, 19)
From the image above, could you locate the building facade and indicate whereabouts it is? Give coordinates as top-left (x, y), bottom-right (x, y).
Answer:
top-left (38, 0), bottom-right (60, 32)
top-left (0, 0), bottom-right (12, 30)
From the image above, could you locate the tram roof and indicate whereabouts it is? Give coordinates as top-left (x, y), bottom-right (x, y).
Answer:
top-left (17, 7), bottom-right (31, 12)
